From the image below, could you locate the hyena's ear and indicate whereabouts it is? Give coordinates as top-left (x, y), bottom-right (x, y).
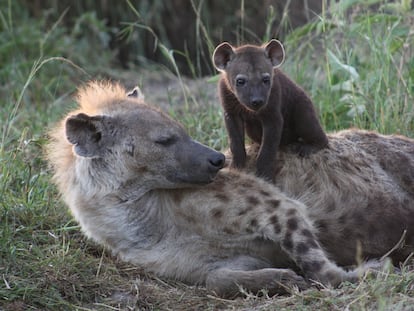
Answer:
top-left (264, 39), bottom-right (285, 68)
top-left (65, 113), bottom-right (108, 158)
top-left (127, 86), bottom-right (145, 101)
top-left (213, 42), bottom-right (235, 71)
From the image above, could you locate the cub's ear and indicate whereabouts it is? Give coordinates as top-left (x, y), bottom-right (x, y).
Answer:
top-left (213, 42), bottom-right (235, 71)
top-left (65, 113), bottom-right (107, 158)
top-left (264, 39), bottom-right (285, 68)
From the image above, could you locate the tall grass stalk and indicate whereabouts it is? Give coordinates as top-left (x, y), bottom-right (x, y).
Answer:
top-left (159, 43), bottom-right (190, 108)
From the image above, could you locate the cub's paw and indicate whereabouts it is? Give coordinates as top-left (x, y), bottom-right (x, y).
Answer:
top-left (290, 143), bottom-right (324, 157)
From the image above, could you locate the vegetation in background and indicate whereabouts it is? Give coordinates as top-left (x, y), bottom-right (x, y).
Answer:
top-left (16, 0), bottom-right (323, 76)
top-left (285, 0), bottom-right (414, 134)
top-left (1, 0), bottom-right (413, 310)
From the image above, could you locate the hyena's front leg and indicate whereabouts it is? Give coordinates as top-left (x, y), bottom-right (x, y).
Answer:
top-left (206, 267), bottom-right (309, 298)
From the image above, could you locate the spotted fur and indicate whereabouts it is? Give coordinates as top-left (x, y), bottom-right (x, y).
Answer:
top-left (46, 81), bottom-right (414, 298)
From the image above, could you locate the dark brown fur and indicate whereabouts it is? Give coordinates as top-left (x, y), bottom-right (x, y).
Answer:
top-left (213, 40), bottom-right (328, 181)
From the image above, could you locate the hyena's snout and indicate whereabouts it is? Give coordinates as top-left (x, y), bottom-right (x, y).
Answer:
top-left (176, 140), bottom-right (225, 184)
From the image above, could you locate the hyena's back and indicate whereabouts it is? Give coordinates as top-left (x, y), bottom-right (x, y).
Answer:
top-left (242, 129), bottom-right (414, 265)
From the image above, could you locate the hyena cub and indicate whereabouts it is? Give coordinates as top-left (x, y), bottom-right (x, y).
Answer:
top-left (46, 81), bottom-right (379, 298)
top-left (213, 40), bottom-right (328, 181)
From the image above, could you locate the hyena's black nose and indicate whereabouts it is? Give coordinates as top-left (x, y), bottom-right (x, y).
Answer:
top-left (209, 152), bottom-right (225, 170)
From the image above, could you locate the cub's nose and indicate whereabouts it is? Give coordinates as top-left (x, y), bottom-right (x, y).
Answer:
top-left (250, 97), bottom-right (265, 110)
top-left (250, 98), bottom-right (264, 108)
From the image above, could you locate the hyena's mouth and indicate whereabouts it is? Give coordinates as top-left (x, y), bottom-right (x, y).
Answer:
top-left (167, 171), bottom-right (220, 186)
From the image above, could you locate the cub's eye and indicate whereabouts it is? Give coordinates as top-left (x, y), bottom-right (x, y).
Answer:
top-left (155, 135), bottom-right (176, 146)
top-left (262, 75), bottom-right (271, 85)
top-left (236, 77), bottom-right (247, 87)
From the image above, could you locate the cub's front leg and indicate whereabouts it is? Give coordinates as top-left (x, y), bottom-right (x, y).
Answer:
top-left (256, 115), bottom-right (283, 181)
top-left (224, 112), bottom-right (247, 169)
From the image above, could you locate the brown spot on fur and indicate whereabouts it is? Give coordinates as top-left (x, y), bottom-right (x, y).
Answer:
top-left (286, 208), bottom-right (297, 216)
top-left (215, 193), bottom-right (230, 203)
top-left (223, 227), bottom-right (234, 234)
top-left (302, 229), bottom-right (318, 248)
top-left (210, 175), bottom-right (228, 189)
top-left (247, 196), bottom-right (260, 205)
top-left (211, 208), bottom-right (223, 219)
top-left (260, 190), bottom-right (271, 197)
top-left (135, 166), bottom-right (149, 173)
top-left (269, 214), bottom-right (281, 233)
top-left (239, 180), bottom-right (252, 188)
top-left (274, 223), bottom-right (282, 234)
top-left (287, 218), bottom-right (298, 231)
top-left (245, 227), bottom-right (253, 234)
top-left (249, 218), bottom-right (258, 227)
top-left (296, 242), bottom-right (310, 254)
top-left (266, 199), bottom-right (281, 209)
top-left (269, 215), bottom-right (279, 224)
top-left (302, 229), bottom-right (313, 238)
top-left (283, 233), bottom-right (293, 250)
top-left (266, 206), bottom-right (275, 213)
top-left (238, 205), bottom-right (254, 216)
top-left (362, 176), bottom-right (371, 183)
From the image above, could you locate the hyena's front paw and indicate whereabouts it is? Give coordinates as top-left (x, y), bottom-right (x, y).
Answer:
top-left (353, 258), bottom-right (396, 279)
top-left (324, 259), bottom-right (390, 287)
top-left (276, 269), bottom-right (310, 291)
top-left (206, 268), bottom-right (310, 298)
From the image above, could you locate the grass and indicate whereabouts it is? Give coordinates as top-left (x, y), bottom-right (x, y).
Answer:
top-left (1, 0), bottom-right (414, 310)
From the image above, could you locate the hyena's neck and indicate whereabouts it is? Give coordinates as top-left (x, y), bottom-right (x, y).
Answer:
top-left (74, 188), bottom-right (173, 256)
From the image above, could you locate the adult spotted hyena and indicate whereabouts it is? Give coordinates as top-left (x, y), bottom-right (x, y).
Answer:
top-left (47, 81), bottom-right (414, 298)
